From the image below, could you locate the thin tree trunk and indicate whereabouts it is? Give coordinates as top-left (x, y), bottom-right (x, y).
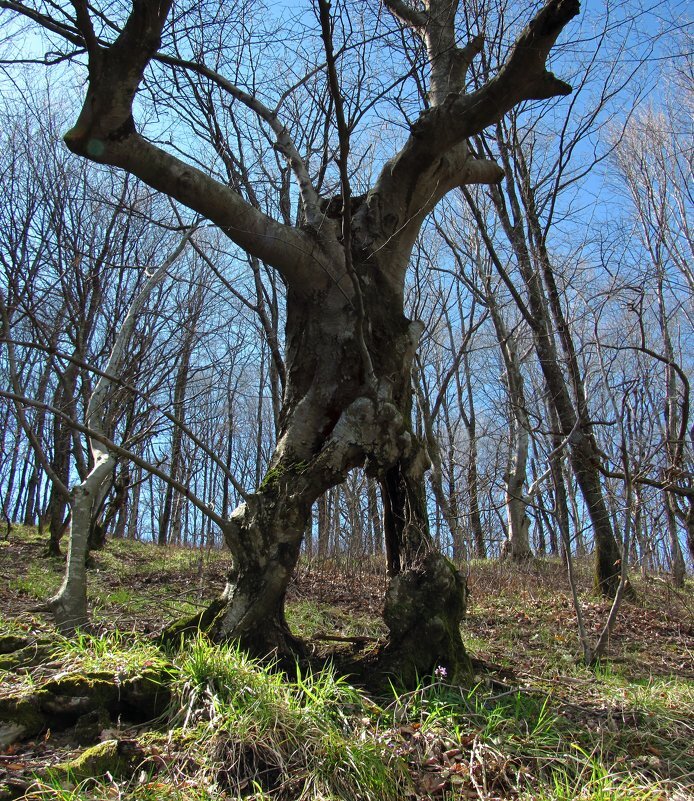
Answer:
top-left (665, 496), bottom-right (686, 588)
top-left (46, 363), bottom-right (79, 555)
top-left (126, 468), bottom-right (141, 540)
top-left (367, 478), bottom-right (383, 555)
top-left (656, 272), bottom-right (688, 587)
top-left (455, 350), bottom-right (486, 559)
top-left (417, 377), bottom-right (466, 561)
top-left (686, 505), bottom-right (694, 565)
top-left (10, 450), bottom-right (29, 523)
top-left (317, 493), bottom-right (329, 558)
top-left (465, 165), bottom-right (622, 593)
top-left (48, 237), bottom-right (192, 630)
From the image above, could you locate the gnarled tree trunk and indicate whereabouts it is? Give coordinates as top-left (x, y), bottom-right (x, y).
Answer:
top-left (205, 275), bottom-right (472, 680)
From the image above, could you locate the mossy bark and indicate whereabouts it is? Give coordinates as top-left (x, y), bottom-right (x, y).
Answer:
top-left (158, 598), bottom-right (228, 648)
top-left (42, 0), bottom-right (580, 689)
top-left (379, 454), bottom-right (473, 684)
top-left (381, 552), bottom-right (472, 685)
top-left (0, 696), bottom-right (45, 746)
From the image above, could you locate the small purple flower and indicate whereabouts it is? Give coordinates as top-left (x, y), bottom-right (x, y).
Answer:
top-left (433, 665), bottom-right (447, 680)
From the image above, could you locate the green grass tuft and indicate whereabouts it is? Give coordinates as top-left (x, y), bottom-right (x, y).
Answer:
top-left (2, 533), bottom-right (692, 801)
top-left (169, 634), bottom-right (407, 800)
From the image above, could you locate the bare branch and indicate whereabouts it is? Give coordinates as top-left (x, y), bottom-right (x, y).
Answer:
top-left (0, 293), bottom-right (71, 500)
top-left (54, 0), bottom-right (318, 284)
top-left (382, 0), bottom-right (427, 30)
top-left (154, 52), bottom-right (322, 228)
top-left (0, 1), bottom-right (82, 47)
top-left (0, 334), bottom-right (250, 502)
top-left (318, 0), bottom-right (375, 384)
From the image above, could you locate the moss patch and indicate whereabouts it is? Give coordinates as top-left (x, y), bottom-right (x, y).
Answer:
top-left (46, 739), bottom-right (149, 785)
top-left (157, 597), bottom-right (227, 648)
top-left (0, 667), bottom-right (173, 746)
top-left (0, 695), bottom-right (45, 744)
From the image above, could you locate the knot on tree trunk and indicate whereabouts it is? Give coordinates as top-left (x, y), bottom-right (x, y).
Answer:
top-left (381, 552), bottom-right (472, 685)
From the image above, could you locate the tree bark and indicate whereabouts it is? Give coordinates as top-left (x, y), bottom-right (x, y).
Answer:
top-left (417, 378), bottom-right (467, 562)
top-left (465, 142), bottom-right (623, 594)
top-left (49, 449), bottom-right (114, 631)
top-left (46, 362), bottom-right (79, 556)
top-left (455, 351), bottom-right (487, 559)
top-left (685, 505), bottom-right (694, 565)
top-left (480, 272), bottom-right (533, 562)
top-left (665, 495), bottom-right (686, 588)
top-left (47, 237), bottom-right (192, 631)
top-left (158, 321), bottom-right (195, 546)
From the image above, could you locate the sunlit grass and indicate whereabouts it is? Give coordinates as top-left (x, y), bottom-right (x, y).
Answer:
top-left (51, 630), bottom-right (168, 678)
top-left (521, 754), bottom-right (670, 801)
top-left (2, 532), bottom-right (692, 800)
top-left (8, 558), bottom-right (62, 599)
top-left (286, 598), bottom-right (385, 640)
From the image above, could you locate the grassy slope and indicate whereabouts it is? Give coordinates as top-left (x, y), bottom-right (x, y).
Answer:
top-left (0, 526), bottom-right (692, 800)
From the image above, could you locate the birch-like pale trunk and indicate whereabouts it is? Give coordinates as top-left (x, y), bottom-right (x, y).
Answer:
top-left (48, 235), bottom-right (192, 631)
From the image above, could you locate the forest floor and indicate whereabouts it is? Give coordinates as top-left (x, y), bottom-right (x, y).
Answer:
top-left (0, 526), bottom-right (692, 800)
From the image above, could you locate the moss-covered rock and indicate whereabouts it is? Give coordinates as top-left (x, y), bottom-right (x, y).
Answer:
top-left (73, 708), bottom-right (112, 745)
top-left (0, 666), bottom-right (173, 746)
top-left (119, 667), bottom-right (173, 718)
top-left (47, 739), bottom-right (149, 785)
top-left (41, 671), bottom-right (120, 703)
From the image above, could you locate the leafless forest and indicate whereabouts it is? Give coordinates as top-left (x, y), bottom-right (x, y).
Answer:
top-left (0, 0), bottom-right (691, 644)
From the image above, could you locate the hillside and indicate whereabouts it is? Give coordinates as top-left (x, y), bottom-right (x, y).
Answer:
top-left (1, 528), bottom-right (692, 800)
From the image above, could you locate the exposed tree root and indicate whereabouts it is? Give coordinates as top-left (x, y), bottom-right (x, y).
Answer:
top-left (0, 638), bottom-right (171, 748)
top-left (156, 597), bottom-right (228, 649)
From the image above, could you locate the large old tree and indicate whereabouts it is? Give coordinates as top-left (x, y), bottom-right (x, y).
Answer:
top-left (5, 0), bottom-right (580, 680)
